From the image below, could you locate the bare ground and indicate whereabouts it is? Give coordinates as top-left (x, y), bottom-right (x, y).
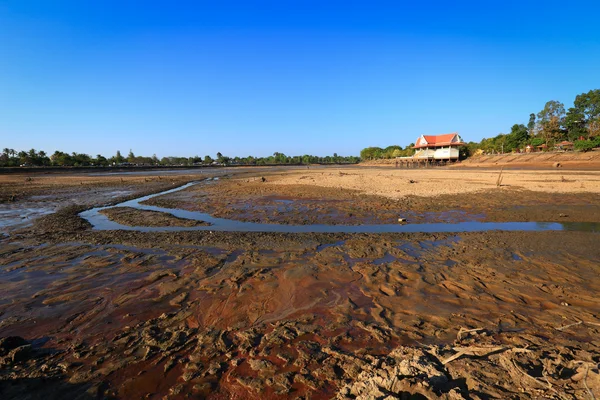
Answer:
top-left (1, 167), bottom-right (599, 399)
top-left (99, 207), bottom-right (210, 227)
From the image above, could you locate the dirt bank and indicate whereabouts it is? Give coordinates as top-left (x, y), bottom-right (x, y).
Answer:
top-left (361, 148), bottom-right (600, 170)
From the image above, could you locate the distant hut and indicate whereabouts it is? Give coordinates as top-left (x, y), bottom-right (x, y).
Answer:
top-left (556, 141), bottom-right (574, 151)
top-left (412, 133), bottom-right (465, 162)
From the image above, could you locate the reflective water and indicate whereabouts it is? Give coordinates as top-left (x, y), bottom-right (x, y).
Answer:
top-left (79, 181), bottom-right (600, 234)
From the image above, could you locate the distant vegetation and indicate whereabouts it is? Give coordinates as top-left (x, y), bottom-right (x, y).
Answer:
top-left (361, 89), bottom-right (600, 160)
top-left (0, 148), bottom-right (360, 168)
top-left (360, 145), bottom-right (415, 161)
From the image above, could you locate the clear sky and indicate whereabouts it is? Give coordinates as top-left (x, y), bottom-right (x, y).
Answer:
top-left (1, 1), bottom-right (599, 158)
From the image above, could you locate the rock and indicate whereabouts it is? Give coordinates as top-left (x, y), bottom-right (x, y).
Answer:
top-left (9, 344), bottom-right (32, 363)
top-left (559, 213), bottom-right (568, 218)
top-left (248, 358), bottom-right (274, 372)
top-left (0, 336), bottom-right (28, 356)
top-left (236, 376), bottom-right (264, 392)
top-left (336, 346), bottom-right (465, 399)
top-left (58, 362), bottom-right (71, 371)
top-left (192, 382), bottom-right (213, 393)
top-left (206, 361), bottom-right (224, 376)
top-left (553, 162), bottom-right (561, 168)
top-left (398, 218), bottom-right (407, 223)
top-left (0, 336), bottom-right (27, 356)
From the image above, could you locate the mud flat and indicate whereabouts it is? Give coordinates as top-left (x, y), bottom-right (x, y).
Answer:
top-left (142, 168), bottom-right (600, 224)
top-left (1, 167), bottom-right (600, 399)
top-left (99, 207), bottom-right (211, 227)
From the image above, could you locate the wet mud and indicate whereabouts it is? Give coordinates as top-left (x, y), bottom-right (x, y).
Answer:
top-left (1, 168), bottom-right (600, 399)
top-left (142, 176), bottom-right (600, 225)
top-left (100, 207), bottom-right (211, 228)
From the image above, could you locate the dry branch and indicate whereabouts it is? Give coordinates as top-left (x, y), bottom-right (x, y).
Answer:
top-left (456, 326), bottom-right (485, 341)
top-left (441, 345), bottom-right (506, 365)
top-left (496, 167), bottom-right (504, 187)
top-left (555, 321), bottom-right (583, 331)
top-left (555, 320), bottom-right (600, 331)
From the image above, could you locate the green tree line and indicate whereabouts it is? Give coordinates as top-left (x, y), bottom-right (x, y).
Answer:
top-left (360, 145), bottom-right (415, 160)
top-left (464, 89), bottom-right (600, 155)
top-left (361, 89), bottom-right (600, 160)
top-left (0, 148), bottom-right (360, 168)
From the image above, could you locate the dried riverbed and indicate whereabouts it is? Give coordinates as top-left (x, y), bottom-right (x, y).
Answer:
top-left (1, 167), bottom-right (600, 399)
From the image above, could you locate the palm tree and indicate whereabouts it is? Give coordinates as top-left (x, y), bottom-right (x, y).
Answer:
top-left (17, 151), bottom-right (27, 165)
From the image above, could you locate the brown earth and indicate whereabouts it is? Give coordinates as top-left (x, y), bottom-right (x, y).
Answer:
top-left (458, 149), bottom-right (600, 170)
top-left (99, 207), bottom-right (211, 227)
top-left (361, 148), bottom-right (600, 170)
top-left (1, 167), bottom-right (599, 399)
top-left (143, 169), bottom-right (600, 224)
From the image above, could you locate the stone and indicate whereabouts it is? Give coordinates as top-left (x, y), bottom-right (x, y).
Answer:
top-left (0, 336), bottom-right (27, 356)
top-left (9, 344), bottom-right (32, 363)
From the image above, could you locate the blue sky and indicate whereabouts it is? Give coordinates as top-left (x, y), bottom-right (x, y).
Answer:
top-left (1, 1), bottom-right (599, 158)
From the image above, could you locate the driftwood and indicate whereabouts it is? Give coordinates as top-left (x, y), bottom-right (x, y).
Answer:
top-left (496, 167), bottom-right (504, 187)
top-left (498, 351), bottom-right (570, 400)
top-left (555, 319), bottom-right (600, 331)
top-left (441, 344), bottom-right (531, 365)
top-left (456, 326), bottom-right (485, 341)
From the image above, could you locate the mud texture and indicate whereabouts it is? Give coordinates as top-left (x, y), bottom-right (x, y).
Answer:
top-left (142, 175), bottom-right (600, 224)
top-left (1, 167), bottom-right (600, 399)
top-left (99, 207), bottom-right (211, 227)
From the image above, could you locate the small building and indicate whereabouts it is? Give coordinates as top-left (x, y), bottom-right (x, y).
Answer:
top-left (555, 141), bottom-right (574, 151)
top-left (412, 133), bottom-right (465, 161)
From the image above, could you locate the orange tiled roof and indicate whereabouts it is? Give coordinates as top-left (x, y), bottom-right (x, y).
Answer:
top-left (413, 133), bottom-right (464, 148)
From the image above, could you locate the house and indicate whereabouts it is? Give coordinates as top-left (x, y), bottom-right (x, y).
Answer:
top-left (412, 133), bottom-right (465, 160)
top-left (555, 141), bottom-right (574, 151)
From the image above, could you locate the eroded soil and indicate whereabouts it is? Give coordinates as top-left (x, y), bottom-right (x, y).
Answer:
top-left (1, 167), bottom-right (600, 399)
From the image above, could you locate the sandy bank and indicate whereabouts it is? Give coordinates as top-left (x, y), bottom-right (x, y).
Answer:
top-left (264, 168), bottom-right (600, 198)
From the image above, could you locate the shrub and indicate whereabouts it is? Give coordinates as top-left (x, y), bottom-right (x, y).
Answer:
top-left (530, 138), bottom-right (545, 147)
top-left (574, 140), bottom-right (595, 152)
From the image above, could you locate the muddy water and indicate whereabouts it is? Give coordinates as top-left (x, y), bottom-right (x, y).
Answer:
top-left (0, 187), bottom-right (137, 231)
top-left (80, 181), bottom-right (600, 233)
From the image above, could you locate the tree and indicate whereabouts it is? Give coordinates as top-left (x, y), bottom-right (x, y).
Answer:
top-left (115, 150), bottom-right (124, 164)
top-left (537, 100), bottom-right (566, 146)
top-left (360, 147), bottom-right (384, 160)
top-left (97, 154), bottom-right (108, 166)
top-left (574, 140), bottom-right (595, 152)
top-left (527, 113), bottom-right (536, 136)
top-left (568, 89), bottom-right (600, 138)
top-left (505, 124), bottom-right (529, 151)
top-left (589, 119), bottom-right (600, 138)
top-left (565, 106), bottom-right (587, 140)
top-left (127, 149), bottom-right (135, 163)
top-left (204, 155), bottom-right (213, 164)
